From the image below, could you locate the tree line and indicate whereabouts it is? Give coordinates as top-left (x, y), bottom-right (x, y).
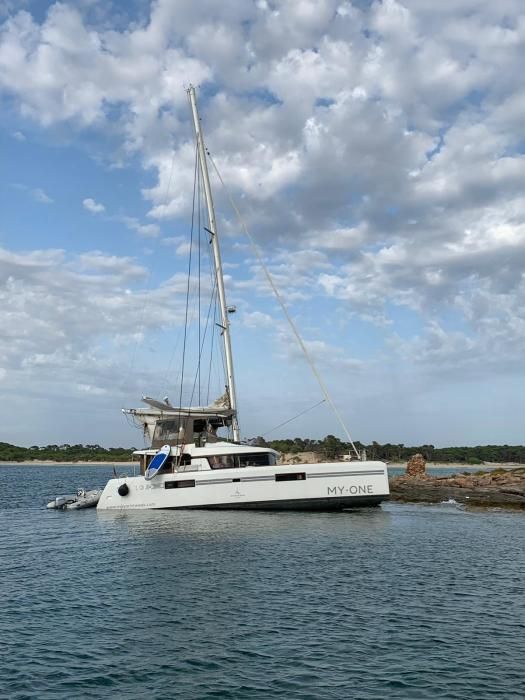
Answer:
top-left (251, 436), bottom-right (525, 464)
top-left (0, 442), bottom-right (135, 463)
top-left (0, 438), bottom-right (523, 464)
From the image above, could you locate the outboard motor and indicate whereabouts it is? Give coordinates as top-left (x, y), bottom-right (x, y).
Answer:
top-left (47, 495), bottom-right (75, 509)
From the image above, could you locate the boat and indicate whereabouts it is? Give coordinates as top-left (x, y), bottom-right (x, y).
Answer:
top-left (97, 86), bottom-right (389, 512)
top-left (47, 488), bottom-right (102, 510)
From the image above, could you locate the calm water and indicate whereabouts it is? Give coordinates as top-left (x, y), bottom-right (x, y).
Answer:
top-left (1, 464), bottom-right (524, 700)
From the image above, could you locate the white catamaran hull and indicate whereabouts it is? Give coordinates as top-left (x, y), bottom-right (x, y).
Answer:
top-left (97, 461), bottom-right (389, 511)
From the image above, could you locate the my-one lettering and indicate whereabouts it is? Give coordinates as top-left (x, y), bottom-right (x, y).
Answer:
top-left (327, 484), bottom-right (373, 495)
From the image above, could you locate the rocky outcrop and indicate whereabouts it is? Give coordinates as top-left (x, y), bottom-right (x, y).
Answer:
top-left (390, 467), bottom-right (525, 509)
top-left (406, 453), bottom-right (427, 477)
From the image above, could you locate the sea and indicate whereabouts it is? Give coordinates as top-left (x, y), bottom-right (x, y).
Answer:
top-left (1, 463), bottom-right (524, 700)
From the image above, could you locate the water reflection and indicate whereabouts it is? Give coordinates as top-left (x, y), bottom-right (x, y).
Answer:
top-left (96, 504), bottom-right (392, 541)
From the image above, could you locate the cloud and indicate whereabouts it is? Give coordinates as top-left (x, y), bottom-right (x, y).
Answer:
top-left (0, 3), bottom-right (211, 129)
top-left (31, 187), bottom-right (54, 204)
top-left (11, 183), bottom-right (54, 204)
top-left (0, 242), bottom-right (228, 443)
top-left (32, 187), bottom-right (53, 204)
top-left (0, 245), bottom-right (198, 398)
top-left (1, 0), bottom-right (525, 442)
top-left (120, 216), bottom-right (160, 238)
top-left (175, 241), bottom-right (191, 256)
top-left (241, 310), bottom-right (273, 329)
top-left (0, 0), bottom-right (29, 18)
top-left (81, 200), bottom-right (159, 236)
top-left (83, 197), bottom-right (105, 213)
top-left (160, 236), bottom-right (184, 247)
top-left (12, 130), bottom-right (25, 141)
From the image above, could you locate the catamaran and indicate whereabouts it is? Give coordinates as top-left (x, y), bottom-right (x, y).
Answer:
top-left (97, 87), bottom-right (389, 511)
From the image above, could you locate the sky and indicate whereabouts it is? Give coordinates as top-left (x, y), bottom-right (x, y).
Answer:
top-left (1, 0), bottom-right (524, 448)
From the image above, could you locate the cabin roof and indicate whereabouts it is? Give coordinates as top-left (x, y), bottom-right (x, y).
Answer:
top-left (133, 441), bottom-right (279, 457)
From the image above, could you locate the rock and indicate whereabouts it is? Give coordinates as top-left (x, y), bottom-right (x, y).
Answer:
top-left (406, 453), bottom-right (427, 477)
top-left (501, 487), bottom-right (525, 497)
top-left (389, 467), bottom-right (525, 509)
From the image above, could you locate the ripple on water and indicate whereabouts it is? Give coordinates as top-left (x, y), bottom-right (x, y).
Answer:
top-left (0, 465), bottom-right (524, 699)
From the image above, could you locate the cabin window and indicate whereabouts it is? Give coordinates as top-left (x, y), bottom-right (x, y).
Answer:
top-left (208, 455), bottom-right (236, 469)
top-left (156, 420), bottom-right (181, 439)
top-left (207, 452), bottom-right (277, 469)
top-left (165, 479), bottom-right (195, 489)
top-left (275, 472), bottom-right (306, 482)
top-left (152, 420), bottom-right (183, 447)
top-left (239, 453), bottom-right (276, 467)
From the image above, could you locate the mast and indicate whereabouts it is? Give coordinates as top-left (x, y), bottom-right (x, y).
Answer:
top-left (187, 85), bottom-right (240, 443)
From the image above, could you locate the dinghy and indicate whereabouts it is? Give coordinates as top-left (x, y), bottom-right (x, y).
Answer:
top-left (47, 488), bottom-right (102, 510)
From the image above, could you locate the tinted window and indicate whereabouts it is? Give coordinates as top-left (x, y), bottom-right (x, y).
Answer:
top-left (207, 452), bottom-right (276, 469)
top-left (239, 453), bottom-right (276, 467)
top-left (165, 479), bottom-right (195, 489)
top-left (208, 455), bottom-right (236, 469)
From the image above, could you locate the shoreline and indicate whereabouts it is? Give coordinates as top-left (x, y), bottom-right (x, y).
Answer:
top-left (0, 460), bottom-right (139, 466)
top-left (0, 459), bottom-right (521, 469)
top-left (389, 462), bottom-right (523, 470)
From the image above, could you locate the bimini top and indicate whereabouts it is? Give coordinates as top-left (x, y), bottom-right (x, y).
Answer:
top-left (138, 395), bottom-right (234, 415)
top-left (123, 395), bottom-right (237, 448)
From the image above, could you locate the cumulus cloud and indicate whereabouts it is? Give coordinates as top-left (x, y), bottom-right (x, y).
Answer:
top-left (1, 0), bottom-right (525, 441)
top-left (0, 246), bottom-right (205, 413)
top-left (83, 197), bottom-right (105, 213)
top-left (241, 310), bottom-right (274, 329)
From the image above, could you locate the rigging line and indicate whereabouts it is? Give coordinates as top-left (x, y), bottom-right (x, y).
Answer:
top-left (165, 290), bottom-right (200, 397)
top-left (203, 212), bottom-right (229, 405)
top-left (198, 204), bottom-right (221, 406)
top-left (177, 142), bottom-right (199, 417)
top-left (218, 311), bottom-right (229, 397)
top-left (262, 399), bottom-right (327, 438)
top-left (188, 276), bottom-right (218, 406)
top-left (197, 158), bottom-right (202, 404)
top-left (207, 152), bottom-right (361, 460)
top-left (206, 295), bottom-right (218, 405)
top-left (160, 327), bottom-right (184, 395)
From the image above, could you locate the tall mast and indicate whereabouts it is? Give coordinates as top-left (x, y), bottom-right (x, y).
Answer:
top-left (187, 85), bottom-right (240, 443)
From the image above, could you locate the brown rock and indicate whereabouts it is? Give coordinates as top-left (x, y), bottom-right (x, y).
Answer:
top-left (406, 453), bottom-right (427, 477)
top-left (389, 466), bottom-right (525, 509)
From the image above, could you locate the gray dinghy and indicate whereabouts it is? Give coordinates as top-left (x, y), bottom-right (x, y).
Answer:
top-left (47, 488), bottom-right (102, 511)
